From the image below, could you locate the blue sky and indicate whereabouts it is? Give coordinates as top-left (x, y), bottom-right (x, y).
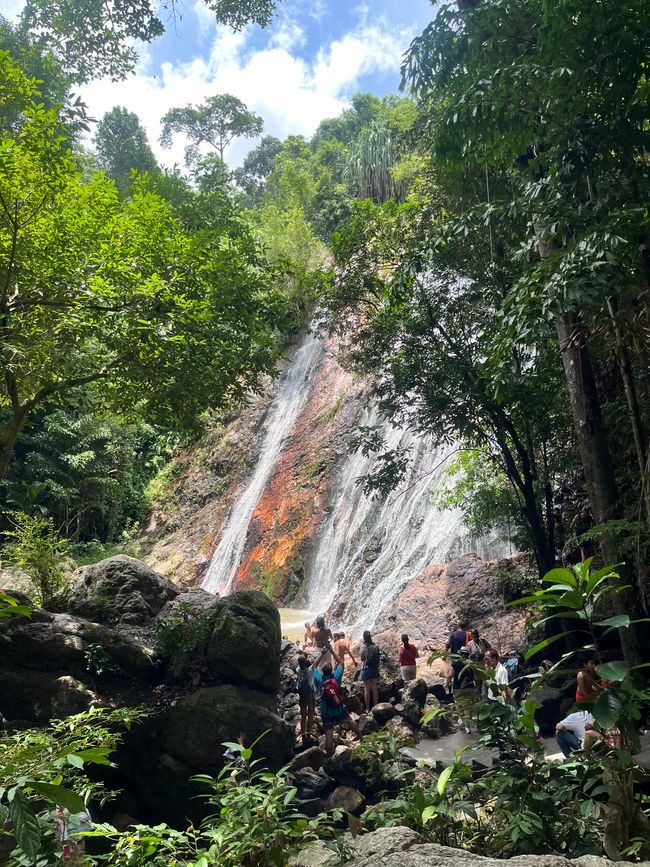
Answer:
top-left (67, 0), bottom-right (434, 167)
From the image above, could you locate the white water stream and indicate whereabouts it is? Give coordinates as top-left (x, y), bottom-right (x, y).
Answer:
top-left (305, 406), bottom-right (513, 629)
top-left (202, 334), bottom-right (324, 595)
top-left (202, 334), bottom-right (514, 625)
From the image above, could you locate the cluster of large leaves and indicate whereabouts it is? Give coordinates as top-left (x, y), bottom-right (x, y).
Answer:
top-left (0, 707), bottom-right (145, 863)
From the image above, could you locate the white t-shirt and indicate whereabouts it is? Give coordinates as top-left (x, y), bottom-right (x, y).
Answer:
top-left (486, 661), bottom-right (509, 701)
top-left (558, 711), bottom-right (594, 745)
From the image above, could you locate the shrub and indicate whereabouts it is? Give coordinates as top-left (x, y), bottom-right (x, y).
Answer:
top-left (3, 513), bottom-right (70, 607)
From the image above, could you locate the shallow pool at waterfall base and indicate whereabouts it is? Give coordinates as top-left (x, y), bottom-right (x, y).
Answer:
top-left (279, 609), bottom-right (315, 644)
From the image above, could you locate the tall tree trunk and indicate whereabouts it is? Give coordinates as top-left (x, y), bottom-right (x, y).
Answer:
top-left (606, 298), bottom-right (650, 524)
top-left (554, 314), bottom-right (642, 663)
top-left (0, 409), bottom-right (26, 481)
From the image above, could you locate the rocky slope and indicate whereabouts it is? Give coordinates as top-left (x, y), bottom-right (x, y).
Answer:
top-left (140, 331), bottom-right (517, 631)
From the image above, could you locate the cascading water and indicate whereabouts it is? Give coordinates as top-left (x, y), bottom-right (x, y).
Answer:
top-left (202, 333), bottom-right (324, 595)
top-left (306, 408), bottom-right (514, 630)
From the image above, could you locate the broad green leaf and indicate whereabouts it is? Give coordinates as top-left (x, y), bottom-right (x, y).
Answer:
top-left (524, 631), bottom-right (574, 661)
top-left (596, 661), bottom-right (629, 682)
top-left (422, 805), bottom-right (438, 824)
top-left (75, 748), bottom-right (113, 765)
top-left (594, 615), bottom-right (629, 629)
top-left (26, 782), bottom-right (85, 813)
top-left (541, 568), bottom-right (577, 588)
top-left (437, 765), bottom-right (453, 795)
top-left (593, 691), bottom-right (622, 729)
top-left (9, 791), bottom-right (41, 862)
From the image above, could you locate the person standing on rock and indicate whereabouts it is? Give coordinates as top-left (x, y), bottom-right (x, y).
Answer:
top-left (360, 630), bottom-right (380, 711)
top-left (297, 653), bottom-right (317, 747)
top-left (447, 646), bottom-right (476, 733)
top-left (446, 624), bottom-right (468, 654)
top-left (311, 616), bottom-right (333, 663)
top-left (399, 634), bottom-right (419, 682)
top-left (333, 632), bottom-right (357, 674)
top-left (313, 644), bottom-right (361, 755)
top-left (467, 629), bottom-right (490, 662)
top-left (483, 649), bottom-right (510, 702)
top-left (303, 621), bottom-right (314, 650)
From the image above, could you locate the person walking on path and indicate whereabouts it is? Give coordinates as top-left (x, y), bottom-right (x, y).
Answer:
top-left (313, 644), bottom-right (361, 755)
top-left (360, 630), bottom-right (380, 711)
top-left (483, 649), bottom-right (510, 702)
top-left (399, 634), bottom-right (419, 682)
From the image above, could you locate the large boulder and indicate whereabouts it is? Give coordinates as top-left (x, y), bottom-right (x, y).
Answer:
top-left (1, 611), bottom-right (156, 680)
top-left (0, 669), bottom-right (94, 722)
top-left (158, 683), bottom-right (292, 773)
top-left (206, 591), bottom-right (281, 693)
top-left (67, 556), bottom-right (178, 625)
top-left (348, 839), bottom-right (649, 867)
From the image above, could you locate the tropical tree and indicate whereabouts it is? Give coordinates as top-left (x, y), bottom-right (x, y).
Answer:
top-left (94, 106), bottom-right (158, 195)
top-left (20, 0), bottom-right (283, 81)
top-left (401, 0), bottom-right (650, 658)
top-left (0, 55), bottom-right (283, 481)
top-left (160, 94), bottom-right (263, 166)
top-left (233, 134), bottom-right (282, 205)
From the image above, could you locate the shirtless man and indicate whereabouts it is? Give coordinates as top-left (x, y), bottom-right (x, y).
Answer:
top-left (303, 621), bottom-right (314, 650)
top-left (576, 657), bottom-right (601, 704)
top-left (311, 616), bottom-right (333, 663)
top-left (333, 631), bottom-right (357, 673)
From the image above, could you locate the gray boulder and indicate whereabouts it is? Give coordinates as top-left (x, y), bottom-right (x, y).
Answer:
top-left (206, 591), bottom-right (281, 693)
top-left (372, 702), bottom-right (396, 724)
top-left (157, 683), bottom-right (292, 773)
top-left (1, 611), bottom-right (155, 680)
top-left (0, 669), bottom-right (94, 722)
top-left (67, 556), bottom-right (178, 624)
top-left (292, 769), bottom-right (334, 800)
top-left (325, 786), bottom-right (366, 814)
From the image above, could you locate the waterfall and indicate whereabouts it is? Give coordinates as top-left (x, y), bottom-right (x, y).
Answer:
top-left (306, 409), bottom-right (514, 630)
top-left (202, 333), bottom-right (324, 595)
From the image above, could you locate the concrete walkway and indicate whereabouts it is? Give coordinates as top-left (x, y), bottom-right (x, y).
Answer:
top-left (403, 731), bottom-right (650, 769)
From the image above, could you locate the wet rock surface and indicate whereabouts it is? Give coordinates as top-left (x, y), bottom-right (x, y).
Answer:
top-left (371, 553), bottom-right (530, 654)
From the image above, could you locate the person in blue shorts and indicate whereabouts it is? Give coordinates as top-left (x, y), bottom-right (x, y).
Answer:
top-left (313, 643), bottom-right (361, 755)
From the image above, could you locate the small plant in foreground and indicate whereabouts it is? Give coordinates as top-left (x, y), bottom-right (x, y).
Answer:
top-left (3, 512), bottom-right (70, 607)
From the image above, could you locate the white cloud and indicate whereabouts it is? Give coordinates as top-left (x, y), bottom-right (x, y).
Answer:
top-left (79, 15), bottom-right (414, 169)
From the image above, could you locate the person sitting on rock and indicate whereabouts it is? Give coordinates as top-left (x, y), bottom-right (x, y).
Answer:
top-left (313, 644), bottom-right (361, 755)
top-left (555, 701), bottom-right (595, 757)
top-left (360, 630), bottom-right (380, 711)
top-left (303, 620), bottom-right (314, 650)
top-left (399, 634), bottom-right (419, 682)
top-left (334, 631), bottom-right (357, 674)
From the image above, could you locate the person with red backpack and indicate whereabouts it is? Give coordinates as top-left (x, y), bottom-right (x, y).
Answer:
top-left (313, 644), bottom-right (361, 755)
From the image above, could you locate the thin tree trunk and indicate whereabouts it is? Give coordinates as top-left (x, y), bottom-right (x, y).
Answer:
top-left (554, 314), bottom-right (642, 664)
top-left (0, 409), bottom-right (26, 481)
top-left (606, 298), bottom-right (650, 524)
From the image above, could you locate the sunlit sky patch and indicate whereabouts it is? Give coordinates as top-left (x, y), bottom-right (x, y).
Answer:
top-left (1, 0), bottom-right (433, 167)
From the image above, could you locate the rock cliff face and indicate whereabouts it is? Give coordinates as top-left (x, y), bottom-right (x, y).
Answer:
top-left (141, 333), bottom-right (516, 630)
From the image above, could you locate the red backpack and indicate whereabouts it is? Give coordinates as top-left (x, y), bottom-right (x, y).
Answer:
top-left (322, 677), bottom-right (344, 710)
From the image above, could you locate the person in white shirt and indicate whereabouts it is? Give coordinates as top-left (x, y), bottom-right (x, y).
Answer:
top-left (555, 708), bottom-right (595, 757)
top-left (483, 649), bottom-right (510, 702)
